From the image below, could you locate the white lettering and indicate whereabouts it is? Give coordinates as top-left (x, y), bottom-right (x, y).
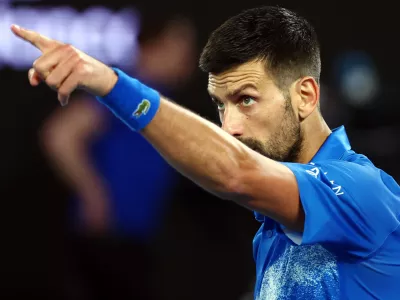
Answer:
top-left (332, 185), bottom-right (344, 196)
top-left (306, 167), bottom-right (320, 178)
top-left (306, 166), bottom-right (344, 196)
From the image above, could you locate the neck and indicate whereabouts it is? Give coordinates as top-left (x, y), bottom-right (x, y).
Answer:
top-left (297, 111), bottom-right (331, 164)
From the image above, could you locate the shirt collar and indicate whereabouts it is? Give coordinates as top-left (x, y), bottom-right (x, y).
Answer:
top-left (310, 126), bottom-right (352, 163)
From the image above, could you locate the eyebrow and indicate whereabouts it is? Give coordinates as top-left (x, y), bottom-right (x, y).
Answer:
top-left (227, 83), bottom-right (258, 97)
top-left (208, 83), bottom-right (258, 103)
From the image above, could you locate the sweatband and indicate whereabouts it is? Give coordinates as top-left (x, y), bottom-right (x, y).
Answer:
top-left (96, 68), bottom-right (160, 131)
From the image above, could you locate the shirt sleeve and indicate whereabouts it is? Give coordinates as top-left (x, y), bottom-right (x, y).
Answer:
top-left (282, 160), bottom-right (400, 259)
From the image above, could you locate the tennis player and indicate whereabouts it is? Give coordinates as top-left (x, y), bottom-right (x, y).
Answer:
top-left (11, 6), bottom-right (400, 299)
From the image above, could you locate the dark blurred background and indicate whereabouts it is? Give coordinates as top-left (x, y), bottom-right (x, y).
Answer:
top-left (0, 0), bottom-right (399, 299)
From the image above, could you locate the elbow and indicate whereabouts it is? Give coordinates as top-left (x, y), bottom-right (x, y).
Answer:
top-left (220, 147), bottom-right (257, 201)
top-left (223, 170), bottom-right (253, 202)
top-left (39, 124), bottom-right (59, 153)
top-left (39, 121), bottom-right (73, 156)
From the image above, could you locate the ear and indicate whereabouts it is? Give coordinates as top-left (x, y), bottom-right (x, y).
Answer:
top-left (294, 77), bottom-right (319, 120)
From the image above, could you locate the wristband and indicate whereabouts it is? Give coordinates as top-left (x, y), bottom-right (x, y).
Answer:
top-left (96, 68), bottom-right (160, 131)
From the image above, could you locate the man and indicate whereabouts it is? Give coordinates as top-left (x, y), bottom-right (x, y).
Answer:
top-left (11, 5), bottom-right (400, 300)
top-left (39, 15), bottom-right (196, 300)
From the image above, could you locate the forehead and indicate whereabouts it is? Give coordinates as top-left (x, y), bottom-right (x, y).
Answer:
top-left (207, 60), bottom-right (269, 95)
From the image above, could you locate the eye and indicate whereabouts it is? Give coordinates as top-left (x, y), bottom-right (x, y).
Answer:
top-left (215, 100), bottom-right (225, 111)
top-left (241, 97), bottom-right (256, 107)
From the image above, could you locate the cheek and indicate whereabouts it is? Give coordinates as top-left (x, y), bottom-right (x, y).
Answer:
top-left (250, 102), bottom-right (286, 137)
top-left (253, 101), bottom-right (276, 122)
top-left (240, 106), bottom-right (267, 137)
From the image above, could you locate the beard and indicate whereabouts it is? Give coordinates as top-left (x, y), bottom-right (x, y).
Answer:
top-left (236, 99), bottom-right (304, 162)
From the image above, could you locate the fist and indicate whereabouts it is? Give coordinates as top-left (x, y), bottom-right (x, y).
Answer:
top-left (11, 25), bottom-right (118, 106)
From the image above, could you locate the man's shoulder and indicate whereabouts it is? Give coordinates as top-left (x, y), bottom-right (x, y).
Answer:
top-left (314, 150), bottom-right (378, 178)
top-left (319, 149), bottom-right (372, 166)
top-left (315, 151), bottom-right (399, 201)
top-left (283, 149), bottom-right (398, 204)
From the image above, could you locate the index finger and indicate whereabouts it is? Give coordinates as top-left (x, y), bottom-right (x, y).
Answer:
top-left (11, 24), bottom-right (58, 53)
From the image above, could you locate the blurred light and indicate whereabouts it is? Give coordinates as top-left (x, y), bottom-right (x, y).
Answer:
top-left (104, 7), bottom-right (139, 69)
top-left (334, 51), bottom-right (380, 107)
top-left (0, 3), bottom-right (140, 70)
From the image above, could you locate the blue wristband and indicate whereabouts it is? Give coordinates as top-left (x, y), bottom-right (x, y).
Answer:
top-left (95, 68), bottom-right (160, 131)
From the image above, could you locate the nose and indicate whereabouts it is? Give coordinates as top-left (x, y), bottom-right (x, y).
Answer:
top-left (221, 108), bottom-right (244, 137)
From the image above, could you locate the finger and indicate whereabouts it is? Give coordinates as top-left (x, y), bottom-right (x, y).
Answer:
top-left (28, 68), bottom-right (42, 86)
top-left (11, 24), bottom-right (58, 53)
top-left (45, 50), bottom-right (80, 90)
top-left (57, 72), bottom-right (80, 106)
top-left (33, 45), bottom-right (79, 87)
top-left (33, 45), bottom-right (76, 84)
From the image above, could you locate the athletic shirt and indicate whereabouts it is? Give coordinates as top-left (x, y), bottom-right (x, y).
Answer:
top-left (253, 126), bottom-right (400, 299)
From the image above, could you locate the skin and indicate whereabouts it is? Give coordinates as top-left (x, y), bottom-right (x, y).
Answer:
top-left (209, 60), bottom-right (303, 163)
top-left (208, 60), bottom-right (331, 164)
top-left (11, 25), bottom-right (331, 231)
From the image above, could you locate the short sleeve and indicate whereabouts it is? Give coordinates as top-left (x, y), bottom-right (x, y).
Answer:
top-left (283, 160), bottom-right (400, 259)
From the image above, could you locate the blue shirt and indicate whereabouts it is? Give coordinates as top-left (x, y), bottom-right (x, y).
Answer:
top-left (87, 109), bottom-right (177, 239)
top-left (70, 77), bottom-right (178, 240)
top-left (253, 126), bottom-right (400, 299)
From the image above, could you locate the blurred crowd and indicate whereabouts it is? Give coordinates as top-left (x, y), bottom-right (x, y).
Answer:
top-left (0, 1), bottom-right (399, 300)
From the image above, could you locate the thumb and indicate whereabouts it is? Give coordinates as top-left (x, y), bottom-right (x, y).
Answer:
top-left (28, 68), bottom-right (42, 86)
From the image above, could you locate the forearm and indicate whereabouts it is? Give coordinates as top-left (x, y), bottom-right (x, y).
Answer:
top-left (96, 69), bottom-right (289, 210)
top-left (141, 98), bottom-right (253, 199)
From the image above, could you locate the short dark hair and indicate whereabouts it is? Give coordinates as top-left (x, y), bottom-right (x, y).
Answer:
top-left (199, 6), bottom-right (321, 90)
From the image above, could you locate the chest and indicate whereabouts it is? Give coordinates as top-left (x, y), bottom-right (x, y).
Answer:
top-left (254, 224), bottom-right (339, 299)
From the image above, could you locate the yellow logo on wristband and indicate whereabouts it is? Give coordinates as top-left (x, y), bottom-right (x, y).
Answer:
top-left (133, 99), bottom-right (151, 118)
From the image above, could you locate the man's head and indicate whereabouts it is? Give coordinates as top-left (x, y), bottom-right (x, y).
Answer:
top-left (199, 6), bottom-right (321, 162)
top-left (137, 15), bottom-right (197, 87)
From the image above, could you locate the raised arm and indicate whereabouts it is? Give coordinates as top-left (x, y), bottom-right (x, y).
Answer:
top-left (141, 98), bottom-right (303, 229)
top-left (11, 25), bottom-right (304, 231)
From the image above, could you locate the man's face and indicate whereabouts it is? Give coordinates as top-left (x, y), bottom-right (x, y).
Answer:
top-left (208, 60), bottom-right (303, 162)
